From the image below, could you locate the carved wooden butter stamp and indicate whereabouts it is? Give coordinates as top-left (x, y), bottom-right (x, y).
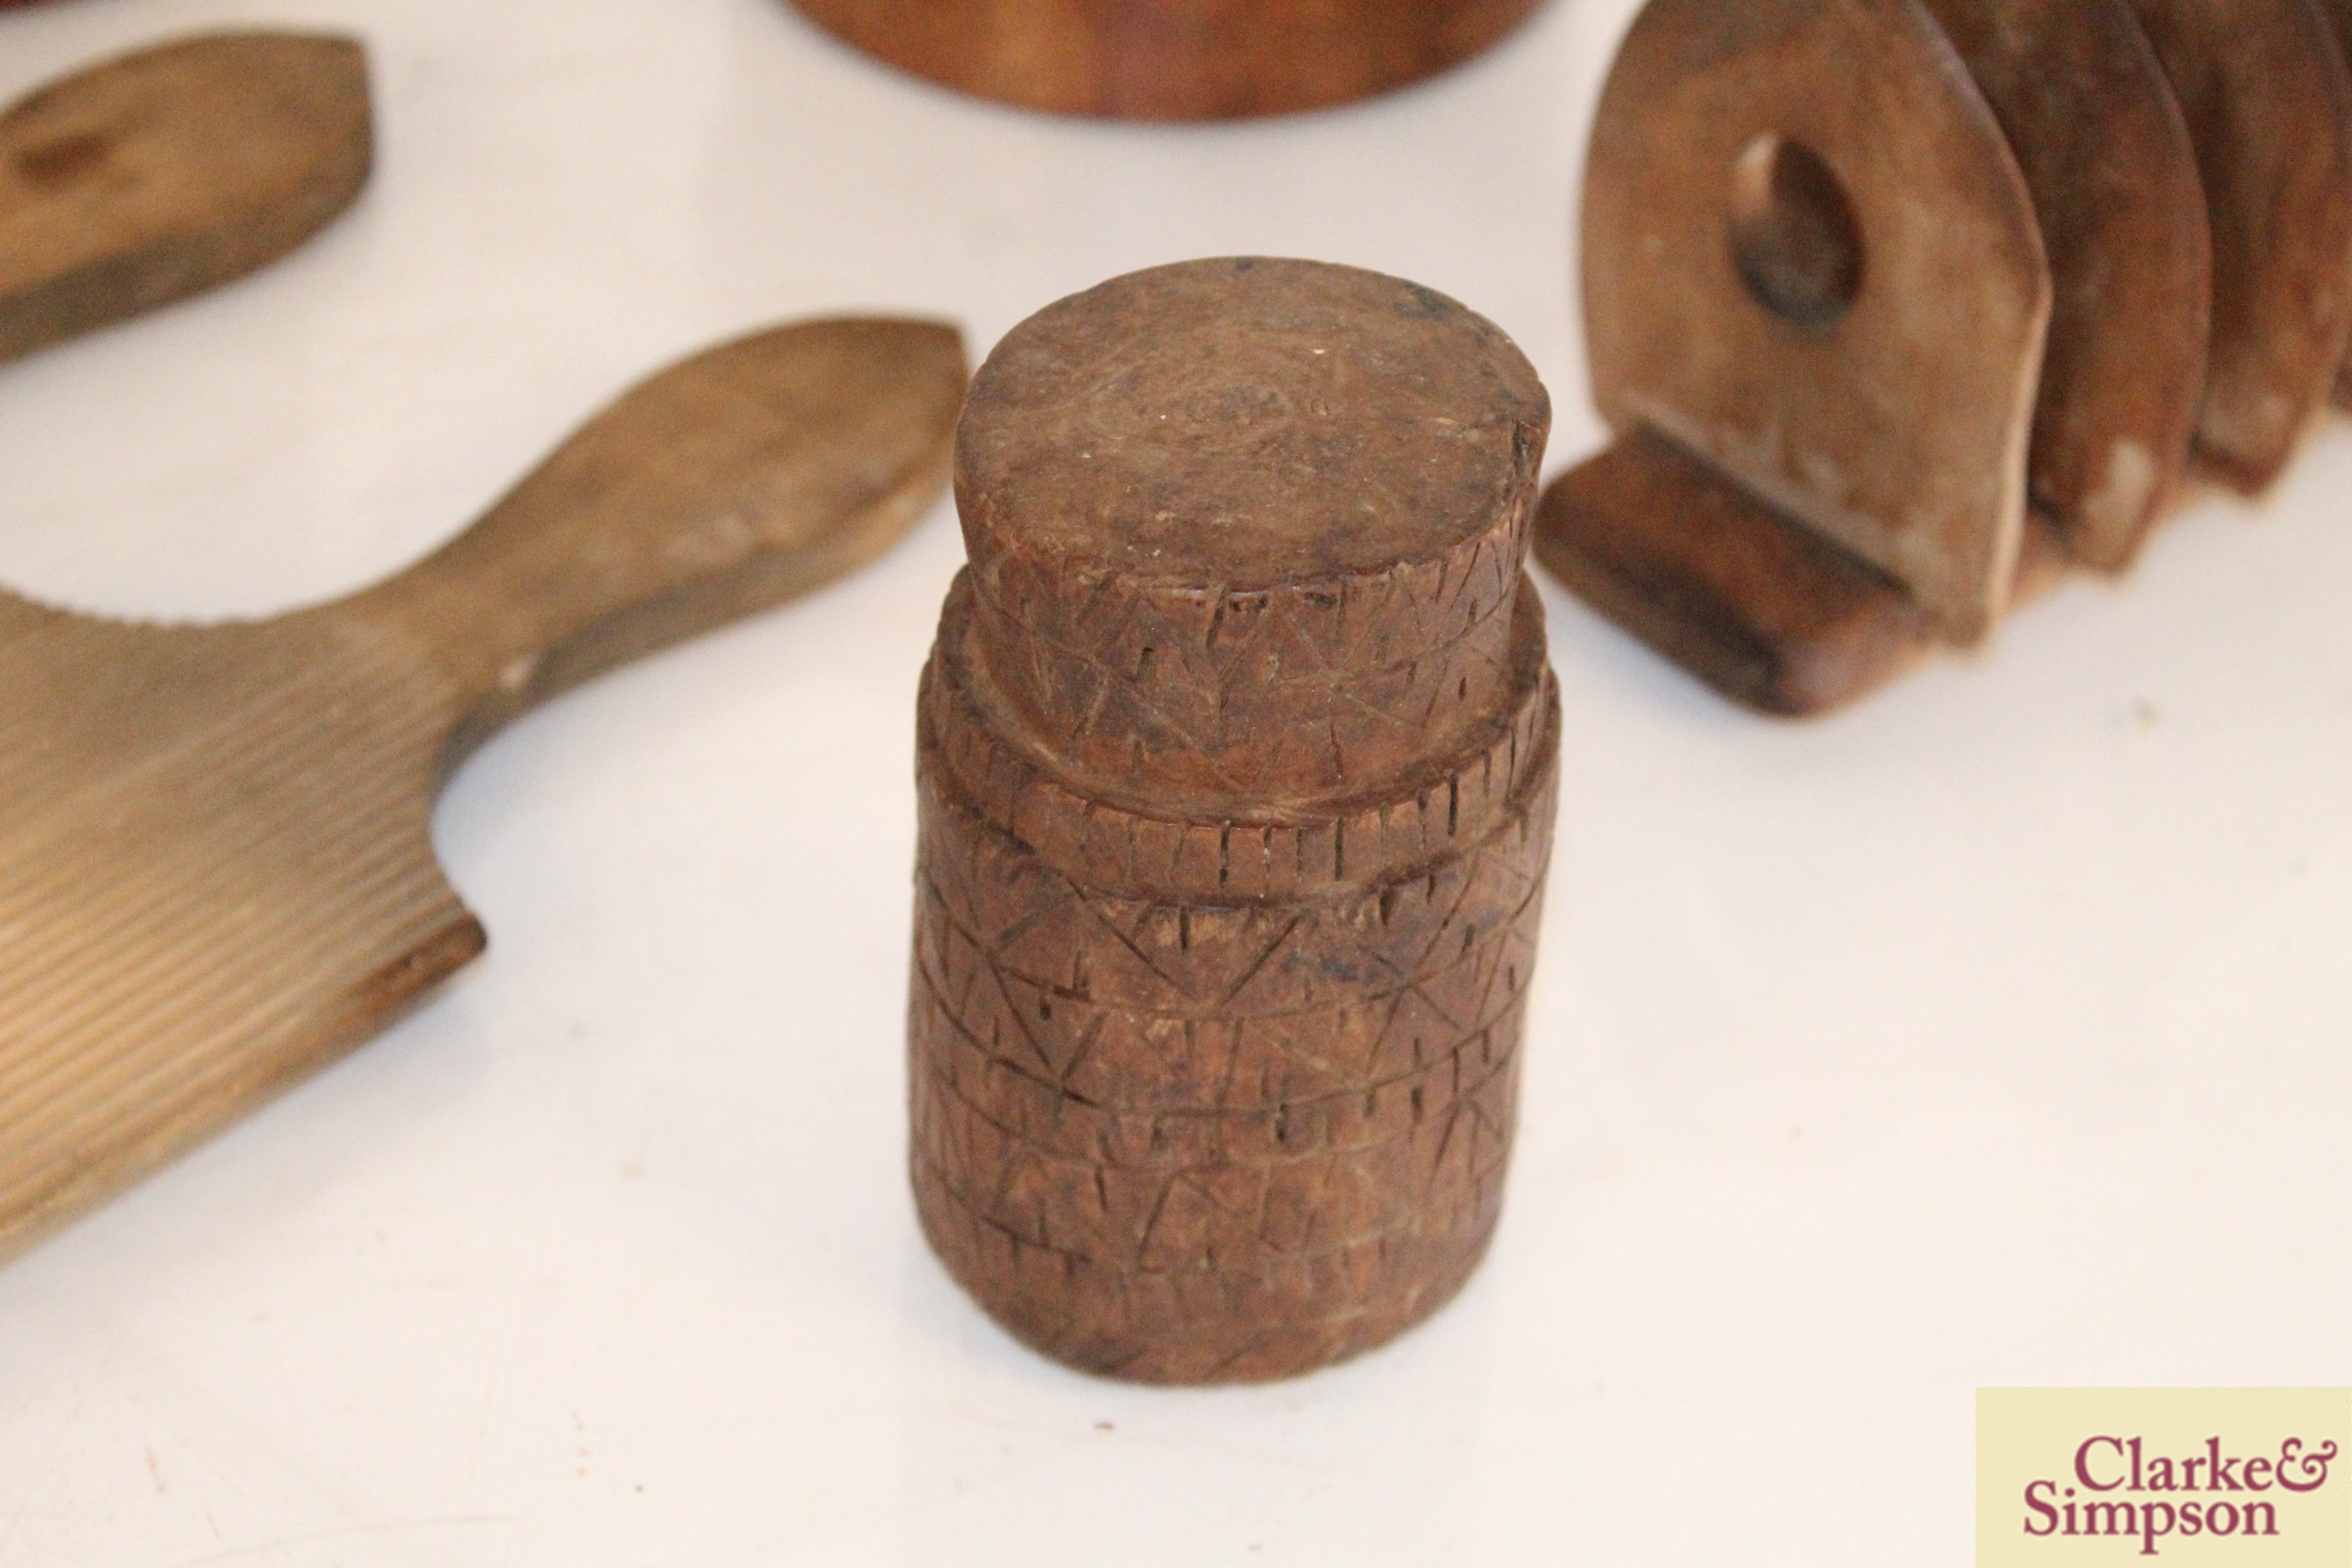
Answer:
top-left (909, 258), bottom-right (1560, 1383)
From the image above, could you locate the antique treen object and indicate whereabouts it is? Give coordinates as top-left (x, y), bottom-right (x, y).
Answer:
top-left (2120, 0), bottom-right (2352, 486)
top-left (909, 258), bottom-right (1560, 1384)
top-left (1, 32), bottom-right (373, 363)
top-left (0, 318), bottom-right (967, 1262)
top-left (2329, 0), bottom-right (2352, 406)
top-left (783, 0), bottom-right (1545, 120)
top-left (1537, 0), bottom-right (2352, 715)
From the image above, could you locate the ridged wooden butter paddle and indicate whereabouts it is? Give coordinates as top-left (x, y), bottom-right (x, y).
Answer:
top-left (0, 318), bottom-right (967, 1261)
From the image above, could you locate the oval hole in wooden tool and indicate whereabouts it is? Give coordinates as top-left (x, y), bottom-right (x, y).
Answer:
top-left (1581, 0), bottom-right (2048, 645)
top-left (1728, 133), bottom-right (1865, 331)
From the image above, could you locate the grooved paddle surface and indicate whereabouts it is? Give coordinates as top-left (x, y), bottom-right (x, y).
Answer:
top-left (0, 318), bottom-right (966, 1263)
top-left (0, 602), bottom-right (477, 1256)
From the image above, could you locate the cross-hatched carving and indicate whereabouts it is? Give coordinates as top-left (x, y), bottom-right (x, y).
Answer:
top-left (909, 632), bottom-right (1557, 1382)
top-left (966, 495), bottom-right (1531, 802)
top-left (909, 258), bottom-right (1558, 1384)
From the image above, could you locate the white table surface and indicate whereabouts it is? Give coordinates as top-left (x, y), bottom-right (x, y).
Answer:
top-left (2, 1), bottom-right (2347, 1563)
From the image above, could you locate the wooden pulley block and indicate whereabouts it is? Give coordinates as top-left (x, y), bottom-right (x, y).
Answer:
top-left (782, 0), bottom-right (1546, 120)
top-left (1, 32), bottom-right (372, 365)
top-left (910, 257), bottom-right (1560, 1383)
top-left (1536, 0), bottom-right (2352, 715)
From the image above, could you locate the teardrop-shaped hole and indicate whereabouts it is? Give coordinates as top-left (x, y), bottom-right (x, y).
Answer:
top-left (1729, 134), bottom-right (1865, 331)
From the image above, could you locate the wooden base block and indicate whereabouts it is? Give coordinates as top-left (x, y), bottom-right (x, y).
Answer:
top-left (1537, 432), bottom-right (2082, 717)
top-left (1534, 431), bottom-right (1930, 716)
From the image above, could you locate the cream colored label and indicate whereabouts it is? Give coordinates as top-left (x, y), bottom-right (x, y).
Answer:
top-left (1980, 1390), bottom-right (2350, 1565)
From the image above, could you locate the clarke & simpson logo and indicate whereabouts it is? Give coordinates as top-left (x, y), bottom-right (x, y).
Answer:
top-left (1980, 1390), bottom-right (2352, 1566)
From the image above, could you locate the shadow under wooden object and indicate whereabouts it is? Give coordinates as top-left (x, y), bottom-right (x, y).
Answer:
top-left (782, 0), bottom-right (1546, 119)
top-left (910, 258), bottom-right (1559, 1383)
top-left (0, 32), bottom-right (374, 364)
top-left (1540, 0), bottom-right (2352, 716)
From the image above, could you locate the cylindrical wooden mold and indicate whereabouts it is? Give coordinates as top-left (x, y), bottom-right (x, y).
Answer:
top-left (909, 258), bottom-right (1560, 1384)
top-left (785, 0), bottom-right (1546, 121)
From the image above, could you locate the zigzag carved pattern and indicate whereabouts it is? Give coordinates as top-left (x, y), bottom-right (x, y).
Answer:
top-left (965, 495), bottom-right (1534, 803)
top-left (907, 670), bottom-right (1555, 1383)
top-left (917, 259), bottom-right (1559, 1382)
top-left (914, 763), bottom-right (1553, 1024)
top-left (971, 496), bottom-right (1525, 691)
top-left (928, 574), bottom-right (1558, 898)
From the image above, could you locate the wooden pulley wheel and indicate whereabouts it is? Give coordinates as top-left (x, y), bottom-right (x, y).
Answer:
top-left (910, 258), bottom-right (1560, 1383)
top-left (1538, 0), bottom-right (2352, 716)
top-left (782, 0), bottom-right (1548, 120)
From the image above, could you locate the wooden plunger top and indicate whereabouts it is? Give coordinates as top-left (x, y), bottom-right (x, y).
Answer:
top-left (957, 257), bottom-right (1547, 583)
top-left (952, 257), bottom-right (1550, 813)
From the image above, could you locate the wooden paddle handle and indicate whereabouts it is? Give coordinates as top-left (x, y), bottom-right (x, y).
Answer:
top-left (0, 33), bottom-right (371, 365)
top-left (353, 318), bottom-right (965, 755)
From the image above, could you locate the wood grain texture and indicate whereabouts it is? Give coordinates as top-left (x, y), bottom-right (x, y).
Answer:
top-left (2313, 0), bottom-right (2352, 408)
top-left (1535, 429), bottom-right (1927, 716)
top-left (0, 32), bottom-right (371, 364)
top-left (1920, 0), bottom-right (2210, 569)
top-left (1581, 0), bottom-right (2051, 645)
top-left (2124, 0), bottom-right (2352, 490)
top-left (783, 0), bottom-right (1544, 120)
top-left (1543, 0), bottom-right (2348, 716)
top-left (910, 260), bottom-right (1558, 1383)
top-left (1534, 428), bottom-right (2078, 717)
top-left (0, 318), bottom-right (967, 1263)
